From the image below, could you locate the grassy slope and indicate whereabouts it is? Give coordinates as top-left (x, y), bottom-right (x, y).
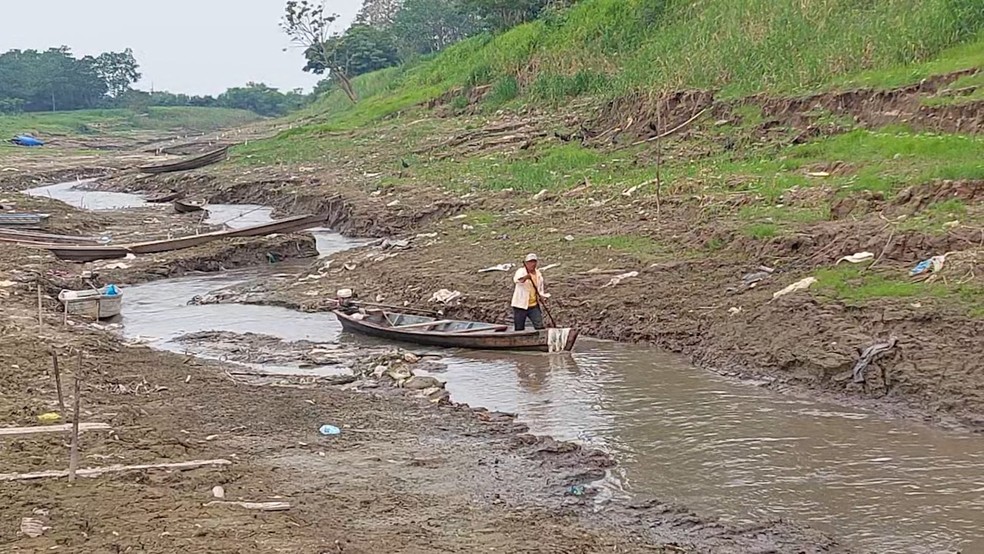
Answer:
top-left (239, 0), bottom-right (984, 313)
top-left (0, 107), bottom-right (260, 139)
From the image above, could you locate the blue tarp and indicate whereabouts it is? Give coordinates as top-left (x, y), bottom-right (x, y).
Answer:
top-left (11, 135), bottom-right (44, 147)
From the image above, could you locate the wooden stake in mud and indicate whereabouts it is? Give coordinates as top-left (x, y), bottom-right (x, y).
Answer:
top-left (37, 282), bottom-right (43, 331)
top-left (51, 350), bottom-right (65, 413)
top-left (68, 351), bottom-right (82, 483)
top-left (654, 102), bottom-right (663, 219)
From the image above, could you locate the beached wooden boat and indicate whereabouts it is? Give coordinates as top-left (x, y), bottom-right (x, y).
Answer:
top-left (41, 213), bottom-right (327, 261)
top-left (145, 191), bottom-right (182, 203)
top-left (0, 229), bottom-right (101, 245)
top-left (46, 245), bottom-right (131, 263)
top-left (57, 285), bottom-right (123, 320)
top-left (334, 309), bottom-right (579, 352)
top-left (138, 146), bottom-right (229, 175)
top-left (173, 199), bottom-right (205, 213)
top-left (0, 213), bottom-right (50, 228)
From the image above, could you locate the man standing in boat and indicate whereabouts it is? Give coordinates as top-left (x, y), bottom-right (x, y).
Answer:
top-left (512, 253), bottom-right (549, 331)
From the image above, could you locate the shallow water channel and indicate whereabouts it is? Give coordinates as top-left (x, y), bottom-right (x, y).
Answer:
top-left (27, 183), bottom-right (984, 553)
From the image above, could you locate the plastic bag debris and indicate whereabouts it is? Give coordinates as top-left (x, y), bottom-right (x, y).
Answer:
top-left (319, 425), bottom-right (341, 436)
top-left (772, 277), bottom-right (817, 300)
top-left (909, 255), bottom-right (946, 277)
top-left (602, 271), bottom-right (639, 288)
top-left (837, 252), bottom-right (874, 265)
top-left (478, 263), bottom-right (514, 273)
top-left (429, 289), bottom-right (461, 304)
top-left (852, 338), bottom-right (898, 383)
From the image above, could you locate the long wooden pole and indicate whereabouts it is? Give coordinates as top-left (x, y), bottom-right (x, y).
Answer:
top-left (526, 272), bottom-right (558, 328)
top-left (37, 282), bottom-right (43, 330)
top-left (68, 352), bottom-right (82, 483)
top-left (51, 350), bottom-right (65, 413)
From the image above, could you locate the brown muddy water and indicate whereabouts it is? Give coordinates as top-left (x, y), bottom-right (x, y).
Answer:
top-left (28, 183), bottom-right (984, 553)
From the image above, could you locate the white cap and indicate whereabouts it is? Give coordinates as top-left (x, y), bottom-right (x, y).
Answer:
top-left (524, 253), bottom-right (538, 262)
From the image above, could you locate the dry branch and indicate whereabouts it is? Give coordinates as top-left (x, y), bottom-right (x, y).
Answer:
top-left (0, 459), bottom-right (233, 482)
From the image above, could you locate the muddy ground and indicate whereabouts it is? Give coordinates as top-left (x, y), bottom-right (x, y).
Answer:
top-left (67, 87), bottom-right (984, 431)
top-left (0, 157), bottom-right (843, 551)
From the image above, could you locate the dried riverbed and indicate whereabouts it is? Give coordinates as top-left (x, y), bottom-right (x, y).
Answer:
top-left (1, 179), bottom-right (843, 553)
top-left (14, 182), bottom-right (982, 552)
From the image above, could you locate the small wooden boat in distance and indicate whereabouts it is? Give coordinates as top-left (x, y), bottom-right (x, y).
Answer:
top-left (145, 191), bottom-right (182, 203)
top-left (138, 146), bottom-right (229, 175)
top-left (173, 199), bottom-right (205, 213)
top-left (0, 213), bottom-right (50, 228)
top-left (334, 309), bottom-right (578, 353)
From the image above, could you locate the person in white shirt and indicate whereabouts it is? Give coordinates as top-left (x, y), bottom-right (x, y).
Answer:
top-left (511, 253), bottom-right (549, 331)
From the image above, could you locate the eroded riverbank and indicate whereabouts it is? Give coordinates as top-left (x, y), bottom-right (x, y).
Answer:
top-left (1, 180), bottom-right (846, 553)
top-left (10, 181), bottom-right (981, 552)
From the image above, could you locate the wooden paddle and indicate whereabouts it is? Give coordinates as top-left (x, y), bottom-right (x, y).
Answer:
top-left (526, 271), bottom-right (558, 328)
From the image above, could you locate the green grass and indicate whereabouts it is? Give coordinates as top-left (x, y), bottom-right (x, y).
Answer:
top-left (743, 222), bottom-right (780, 239)
top-left (922, 71), bottom-right (984, 106)
top-left (832, 31), bottom-right (984, 90)
top-left (293, 0), bottom-right (984, 131)
top-left (0, 107), bottom-right (260, 139)
top-left (815, 265), bottom-right (984, 316)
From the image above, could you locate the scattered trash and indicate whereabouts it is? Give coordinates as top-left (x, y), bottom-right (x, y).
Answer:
top-left (806, 171), bottom-right (830, 177)
top-left (429, 289), bottom-right (462, 304)
top-left (565, 485), bottom-right (586, 497)
top-left (462, 224), bottom-right (474, 230)
top-left (772, 277), bottom-right (817, 300)
top-left (909, 255), bottom-right (946, 277)
top-left (533, 189), bottom-right (549, 201)
top-left (204, 501), bottom-right (291, 511)
top-left (852, 337), bottom-right (898, 383)
top-left (370, 190), bottom-right (381, 197)
top-left (402, 376), bottom-right (444, 390)
top-left (403, 352), bottom-right (420, 363)
top-left (11, 135), bottom-right (44, 147)
top-left (942, 220), bottom-right (960, 229)
top-left (478, 263), bottom-right (514, 273)
top-left (741, 266), bottom-right (775, 289)
top-left (101, 262), bottom-right (130, 270)
top-left (728, 306), bottom-right (743, 316)
top-left (386, 200), bottom-right (400, 207)
top-left (837, 252), bottom-right (874, 265)
top-left (336, 288), bottom-right (354, 299)
top-left (0, 280), bottom-right (16, 287)
top-left (319, 424), bottom-right (341, 436)
top-left (564, 235), bottom-right (575, 242)
top-left (415, 232), bottom-right (438, 239)
top-left (540, 263), bottom-right (561, 271)
top-left (602, 271), bottom-right (639, 288)
top-left (37, 413), bottom-right (61, 424)
top-left (211, 485), bottom-right (226, 499)
top-left (381, 239), bottom-right (410, 249)
top-left (343, 263), bottom-right (357, 271)
top-left (450, 214), bottom-right (468, 220)
top-left (19, 517), bottom-right (48, 538)
top-left (622, 184), bottom-right (641, 197)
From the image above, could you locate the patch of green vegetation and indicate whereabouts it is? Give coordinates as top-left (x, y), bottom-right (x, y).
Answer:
top-left (831, 32), bottom-right (984, 90)
top-left (739, 204), bottom-right (830, 225)
top-left (484, 75), bottom-right (520, 108)
top-left (574, 234), bottom-right (667, 260)
top-left (743, 222), bottom-right (779, 239)
top-left (922, 71), bottom-right (984, 106)
top-left (294, 0), bottom-right (983, 130)
top-left (0, 107), bottom-right (260, 139)
top-left (815, 265), bottom-right (984, 317)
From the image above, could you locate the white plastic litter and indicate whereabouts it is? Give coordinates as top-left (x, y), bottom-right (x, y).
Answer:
top-left (429, 289), bottom-right (461, 304)
top-left (836, 252), bottom-right (874, 264)
top-left (478, 263), bottom-right (514, 273)
top-left (547, 328), bottom-right (571, 353)
top-left (772, 277), bottom-right (817, 300)
top-left (602, 271), bottom-right (639, 288)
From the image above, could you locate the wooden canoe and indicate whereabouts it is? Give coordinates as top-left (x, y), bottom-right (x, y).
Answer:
top-left (0, 229), bottom-right (101, 245)
top-left (173, 199), bottom-right (205, 213)
top-left (145, 191), bottom-right (182, 203)
top-left (138, 146), bottom-right (229, 175)
top-left (39, 213), bottom-right (328, 261)
top-left (0, 213), bottom-right (50, 228)
top-left (334, 309), bottom-right (579, 353)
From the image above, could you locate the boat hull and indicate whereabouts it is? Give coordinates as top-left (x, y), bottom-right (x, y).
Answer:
top-left (334, 310), bottom-right (578, 352)
top-left (138, 146), bottom-right (229, 174)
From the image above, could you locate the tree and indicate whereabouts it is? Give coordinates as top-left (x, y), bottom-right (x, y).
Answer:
top-left (459, 0), bottom-right (549, 30)
top-left (354, 0), bottom-right (403, 28)
top-left (281, 0), bottom-right (358, 103)
top-left (95, 49), bottom-right (141, 97)
top-left (390, 0), bottom-right (480, 57)
top-left (217, 82), bottom-right (304, 116)
top-left (305, 24), bottom-right (399, 77)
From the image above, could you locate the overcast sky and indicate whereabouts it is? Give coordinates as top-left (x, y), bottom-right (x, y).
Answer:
top-left (0, 0), bottom-right (363, 95)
